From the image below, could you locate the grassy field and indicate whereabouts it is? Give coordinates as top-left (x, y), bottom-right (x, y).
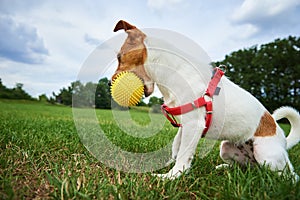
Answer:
top-left (0, 99), bottom-right (300, 199)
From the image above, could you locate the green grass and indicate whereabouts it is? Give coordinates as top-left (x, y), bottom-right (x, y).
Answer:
top-left (0, 99), bottom-right (300, 199)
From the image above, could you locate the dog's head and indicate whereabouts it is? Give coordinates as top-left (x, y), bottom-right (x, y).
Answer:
top-left (110, 20), bottom-right (154, 97)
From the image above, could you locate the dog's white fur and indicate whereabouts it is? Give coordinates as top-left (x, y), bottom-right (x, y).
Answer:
top-left (112, 20), bottom-right (300, 181)
top-left (145, 49), bottom-right (300, 181)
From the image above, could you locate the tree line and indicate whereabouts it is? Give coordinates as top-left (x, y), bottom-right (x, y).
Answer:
top-left (215, 36), bottom-right (299, 111)
top-left (51, 78), bottom-right (163, 109)
top-left (0, 80), bottom-right (34, 100)
top-left (0, 36), bottom-right (299, 111)
top-left (0, 77), bottom-right (163, 109)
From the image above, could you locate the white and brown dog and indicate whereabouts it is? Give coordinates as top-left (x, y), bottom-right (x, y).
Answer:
top-left (111, 20), bottom-right (300, 181)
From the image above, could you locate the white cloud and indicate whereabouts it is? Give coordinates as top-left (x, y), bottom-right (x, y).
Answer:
top-left (232, 0), bottom-right (300, 24)
top-left (0, 1), bottom-right (111, 97)
top-left (0, 15), bottom-right (49, 64)
top-left (232, 24), bottom-right (260, 39)
top-left (228, 0), bottom-right (300, 44)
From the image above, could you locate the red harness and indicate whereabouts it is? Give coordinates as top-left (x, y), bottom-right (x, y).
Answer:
top-left (161, 67), bottom-right (225, 138)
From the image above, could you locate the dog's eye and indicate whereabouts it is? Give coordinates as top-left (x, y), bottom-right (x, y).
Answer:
top-left (117, 53), bottom-right (121, 61)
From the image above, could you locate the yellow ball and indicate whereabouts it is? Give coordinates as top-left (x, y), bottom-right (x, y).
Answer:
top-left (110, 71), bottom-right (144, 107)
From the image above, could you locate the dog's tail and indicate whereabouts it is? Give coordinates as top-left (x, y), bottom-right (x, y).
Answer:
top-left (273, 107), bottom-right (300, 150)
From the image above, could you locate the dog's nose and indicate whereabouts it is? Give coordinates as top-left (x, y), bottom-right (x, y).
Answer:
top-left (108, 80), bottom-right (112, 87)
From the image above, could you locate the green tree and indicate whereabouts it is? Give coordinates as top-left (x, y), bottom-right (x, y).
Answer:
top-left (216, 36), bottom-right (300, 111)
top-left (0, 78), bottom-right (11, 99)
top-left (38, 94), bottom-right (48, 102)
top-left (95, 78), bottom-right (111, 109)
top-left (54, 79), bottom-right (112, 108)
top-left (0, 81), bottom-right (33, 100)
top-left (148, 96), bottom-right (164, 113)
top-left (137, 99), bottom-right (147, 106)
top-left (54, 85), bottom-right (73, 106)
top-left (55, 81), bottom-right (98, 107)
top-left (148, 96), bottom-right (163, 107)
top-left (216, 46), bottom-right (261, 97)
top-left (252, 36), bottom-right (300, 108)
top-left (72, 81), bottom-right (97, 107)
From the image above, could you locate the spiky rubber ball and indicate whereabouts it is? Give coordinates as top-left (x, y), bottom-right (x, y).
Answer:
top-left (110, 71), bottom-right (144, 107)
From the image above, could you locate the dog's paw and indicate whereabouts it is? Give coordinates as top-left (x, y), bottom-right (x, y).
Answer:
top-left (215, 163), bottom-right (230, 170)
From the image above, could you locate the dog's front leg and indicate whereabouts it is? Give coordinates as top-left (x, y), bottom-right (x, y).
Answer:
top-left (157, 119), bottom-right (205, 179)
top-left (172, 127), bottom-right (182, 159)
top-left (164, 128), bottom-right (182, 166)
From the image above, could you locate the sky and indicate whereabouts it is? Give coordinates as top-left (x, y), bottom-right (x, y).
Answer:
top-left (0, 0), bottom-right (299, 98)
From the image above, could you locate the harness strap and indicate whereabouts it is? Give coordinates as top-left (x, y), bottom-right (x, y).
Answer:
top-left (161, 67), bottom-right (224, 137)
top-left (206, 68), bottom-right (224, 97)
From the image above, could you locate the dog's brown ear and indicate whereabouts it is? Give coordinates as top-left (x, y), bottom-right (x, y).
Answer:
top-left (114, 20), bottom-right (136, 32)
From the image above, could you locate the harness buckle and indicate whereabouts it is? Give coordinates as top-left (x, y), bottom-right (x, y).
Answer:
top-left (218, 65), bottom-right (227, 73)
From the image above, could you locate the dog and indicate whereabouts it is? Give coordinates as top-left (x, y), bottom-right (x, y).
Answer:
top-left (110, 20), bottom-right (300, 181)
